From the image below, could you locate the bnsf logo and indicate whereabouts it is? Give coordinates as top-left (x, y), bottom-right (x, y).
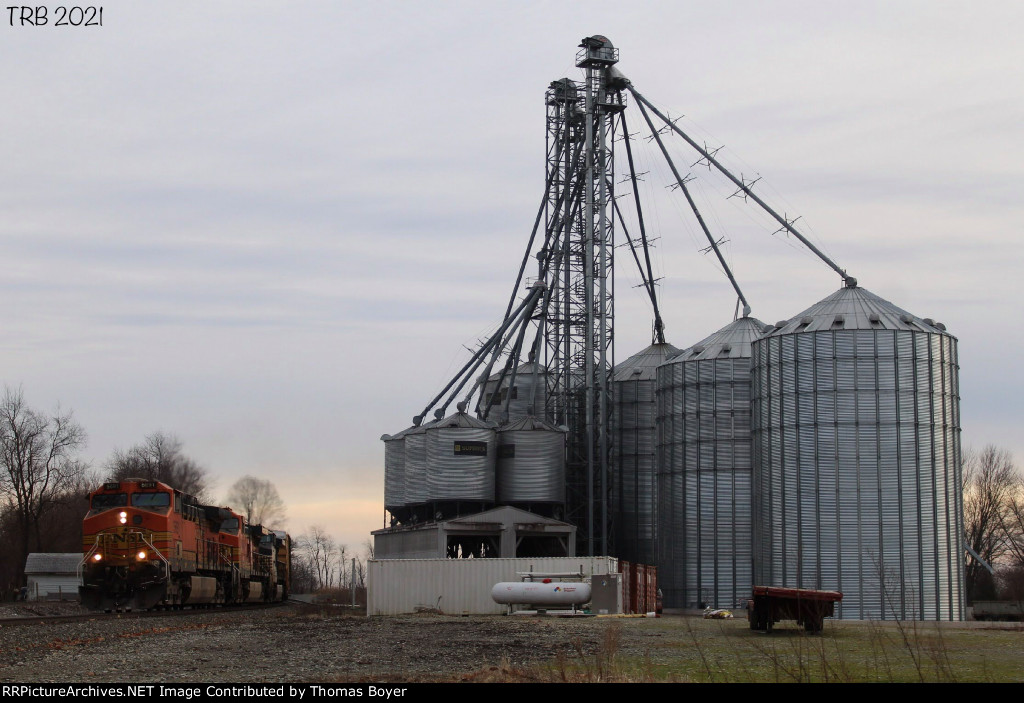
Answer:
top-left (104, 532), bottom-right (147, 546)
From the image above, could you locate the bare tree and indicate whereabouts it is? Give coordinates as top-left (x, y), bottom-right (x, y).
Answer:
top-left (354, 555), bottom-right (366, 589)
top-left (225, 476), bottom-right (286, 527)
top-left (354, 538), bottom-right (375, 589)
top-left (0, 387), bottom-right (88, 580)
top-left (299, 525), bottom-right (337, 591)
top-left (106, 431), bottom-right (210, 499)
top-left (963, 445), bottom-right (1017, 602)
top-left (289, 550), bottom-right (315, 594)
top-left (337, 543), bottom-right (349, 588)
top-left (1001, 472), bottom-right (1024, 568)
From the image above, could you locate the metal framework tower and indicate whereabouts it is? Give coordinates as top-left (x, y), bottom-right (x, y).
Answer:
top-left (539, 36), bottom-right (623, 555)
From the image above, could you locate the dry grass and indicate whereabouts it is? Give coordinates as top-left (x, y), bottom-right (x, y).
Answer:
top-left (460, 616), bottom-right (1024, 683)
top-left (460, 623), bottom-right (685, 683)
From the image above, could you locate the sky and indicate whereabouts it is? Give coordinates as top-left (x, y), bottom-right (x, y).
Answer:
top-left (3, 1), bottom-right (1022, 551)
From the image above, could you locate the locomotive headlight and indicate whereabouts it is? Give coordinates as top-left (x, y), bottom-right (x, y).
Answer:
top-left (119, 511), bottom-right (128, 524)
top-left (137, 551), bottom-right (147, 561)
top-left (93, 553), bottom-right (103, 561)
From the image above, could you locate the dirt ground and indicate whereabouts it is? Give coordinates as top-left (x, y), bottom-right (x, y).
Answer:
top-left (1, 603), bottom-right (1021, 683)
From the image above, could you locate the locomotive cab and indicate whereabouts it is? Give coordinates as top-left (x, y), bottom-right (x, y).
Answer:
top-left (80, 480), bottom-right (175, 611)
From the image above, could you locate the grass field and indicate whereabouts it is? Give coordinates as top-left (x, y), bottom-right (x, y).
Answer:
top-left (467, 616), bottom-right (1024, 683)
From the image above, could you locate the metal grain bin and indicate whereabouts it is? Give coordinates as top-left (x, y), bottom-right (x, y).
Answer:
top-left (751, 284), bottom-right (963, 620)
top-left (481, 362), bottom-right (549, 424)
top-left (656, 316), bottom-right (764, 610)
top-left (382, 426), bottom-right (413, 514)
top-left (496, 416), bottom-right (566, 506)
top-left (425, 412), bottom-right (497, 503)
top-left (403, 421), bottom-right (433, 508)
top-left (612, 342), bottom-right (679, 566)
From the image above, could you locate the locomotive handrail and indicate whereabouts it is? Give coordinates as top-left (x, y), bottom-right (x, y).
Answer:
top-left (78, 540), bottom-right (101, 581)
top-left (140, 532), bottom-right (171, 582)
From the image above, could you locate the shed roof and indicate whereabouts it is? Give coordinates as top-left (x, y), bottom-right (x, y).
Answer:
top-left (25, 553), bottom-right (81, 575)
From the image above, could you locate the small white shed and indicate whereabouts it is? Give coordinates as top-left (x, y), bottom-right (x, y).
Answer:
top-left (24, 553), bottom-right (82, 601)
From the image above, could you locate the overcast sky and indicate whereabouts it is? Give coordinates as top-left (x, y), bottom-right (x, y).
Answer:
top-left (3, 1), bottom-right (1022, 550)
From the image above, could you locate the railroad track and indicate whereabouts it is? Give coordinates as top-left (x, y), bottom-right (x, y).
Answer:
top-left (0, 600), bottom-right (289, 628)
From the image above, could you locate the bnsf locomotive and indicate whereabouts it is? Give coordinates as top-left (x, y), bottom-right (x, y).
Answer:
top-left (80, 478), bottom-right (290, 611)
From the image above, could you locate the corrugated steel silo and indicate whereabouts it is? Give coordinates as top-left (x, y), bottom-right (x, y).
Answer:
top-left (481, 362), bottom-right (549, 424)
top-left (425, 412), bottom-right (497, 503)
top-left (403, 421), bottom-right (432, 509)
top-left (612, 342), bottom-right (679, 565)
top-left (496, 416), bottom-right (566, 507)
top-left (656, 316), bottom-right (764, 609)
top-left (381, 426), bottom-right (412, 515)
top-left (751, 284), bottom-right (963, 620)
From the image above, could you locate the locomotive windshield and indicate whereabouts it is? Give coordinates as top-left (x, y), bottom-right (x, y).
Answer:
top-left (131, 491), bottom-right (171, 510)
top-left (90, 493), bottom-right (127, 512)
top-left (220, 517), bottom-right (239, 533)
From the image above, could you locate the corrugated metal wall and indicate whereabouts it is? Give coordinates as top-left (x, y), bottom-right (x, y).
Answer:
top-left (367, 557), bottom-right (618, 615)
top-left (752, 326), bottom-right (963, 620)
top-left (27, 576), bottom-right (81, 600)
top-left (614, 376), bottom-right (658, 564)
top-left (654, 317), bottom-right (762, 611)
top-left (612, 343), bottom-right (678, 566)
top-left (658, 356), bottom-right (754, 609)
top-left (382, 432), bottom-right (407, 511)
top-left (496, 420), bottom-right (565, 504)
top-left (404, 429), bottom-right (428, 506)
top-left (425, 425), bottom-right (496, 502)
top-left (374, 527), bottom-right (440, 559)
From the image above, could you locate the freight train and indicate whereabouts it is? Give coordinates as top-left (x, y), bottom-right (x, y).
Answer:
top-left (80, 478), bottom-right (290, 611)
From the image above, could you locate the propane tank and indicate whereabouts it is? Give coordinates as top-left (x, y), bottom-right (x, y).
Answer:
top-left (490, 581), bottom-right (592, 607)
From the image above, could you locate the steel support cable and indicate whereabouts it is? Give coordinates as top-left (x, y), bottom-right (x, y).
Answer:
top-left (618, 104), bottom-right (665, 342)
top-left (503, 137), bottom-right (583, 321)
top-left (610, 194), bottom-right (650, 295)
top-left (524, 232), bottom-right (572, 419)
top-left (481, 299), bottom-right (538, 423)
top-left (482, 298), bottom-right (535, 423)
top-left (629, 86), bottom-right (856, 287)
top-left (415, 287), bottom-right (541, 424)
top-left (634, 97), bottom-right (752, 317)
top-left (465, 286), bottom-right (545, 416)
top-left (610, 194), bottom-right (664, 334)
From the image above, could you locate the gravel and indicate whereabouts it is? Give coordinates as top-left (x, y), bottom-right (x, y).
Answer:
top-left (0, 603), bottom-right (667, 682)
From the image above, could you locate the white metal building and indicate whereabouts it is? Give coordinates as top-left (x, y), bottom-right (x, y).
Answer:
top-left (367, 556), bottom-right (618, 615)
top-left (24, 553), bottom-right (81, 601)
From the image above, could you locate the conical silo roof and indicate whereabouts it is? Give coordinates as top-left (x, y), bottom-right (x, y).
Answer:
top-left (431, 410), bottom-right (495, 429)
top-left (666, 316), bottom-right (766, 362)
top-left (486, 361), bottom-right (545, 382)
top-left (760, 285), bottom-right (951, 337)
top-left (498, 415), bottom-right (565, 433)
top-left (380, 424), bottom-right (416, 442)
top-left (613, 342), bottom-right (680, 382)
